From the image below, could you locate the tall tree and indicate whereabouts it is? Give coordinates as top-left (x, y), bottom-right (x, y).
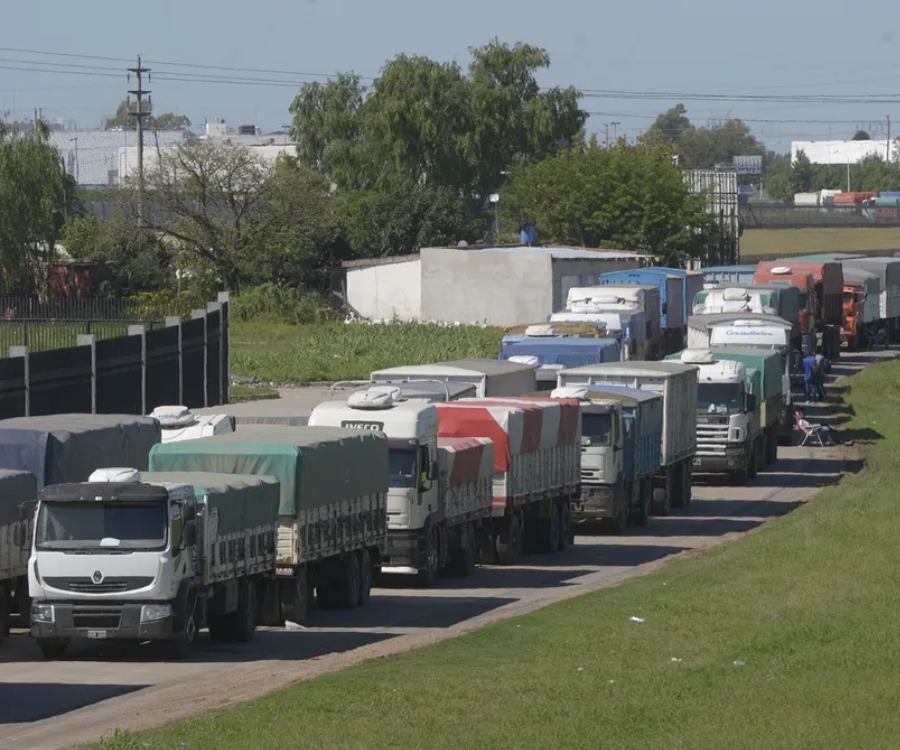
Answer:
top-left (678, 119), bottom-right (765, 170)
top-left (103, 101), bottom-right (192, 131)
top-left (503, 141), bottom-right (718, 263)
top-left (0, 120), bottom-right (78, 293)
top-left (641, 103), bottom-right (694, 143)
top-left (289, 40), bottom-right (587, 198)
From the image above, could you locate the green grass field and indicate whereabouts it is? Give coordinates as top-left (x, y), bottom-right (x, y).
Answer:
top-left (91, 358), bottom-right (900, 750)
top-left (741, 227), bottom-right (900, 256)
top-left (230, 321), bottom-right (504, 383)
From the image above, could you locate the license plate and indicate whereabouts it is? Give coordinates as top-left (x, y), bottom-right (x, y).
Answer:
top-left (693, 457), bottom-right (702, 466)
top-left (86, 630), bottom-right (108, 639)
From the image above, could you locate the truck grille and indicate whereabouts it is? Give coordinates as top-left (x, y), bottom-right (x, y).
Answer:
top-left (73, 609), bottom-right (122, 629)
top-left (697, 424), bottom-right (729, 455)
top-left (43, 576), bottom-right (154, 593)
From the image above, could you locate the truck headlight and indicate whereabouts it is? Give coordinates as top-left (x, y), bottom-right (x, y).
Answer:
top-left (32, 603), bottom-right (55, 623)
top-left (140, 604), bottom-right (172, 623)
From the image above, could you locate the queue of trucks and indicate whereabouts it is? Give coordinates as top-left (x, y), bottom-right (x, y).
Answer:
top-left (2, 253), bottom-right (896, 661)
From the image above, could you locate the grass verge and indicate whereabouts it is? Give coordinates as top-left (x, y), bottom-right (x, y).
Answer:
top-left (741, 227), bottom-right (900, 256)
top-left (230, 321), bottom-right (504, 383)
top-left (91, 358), bottom-right (900, 749)
top-left (228, 385), bottom-right (278, 402)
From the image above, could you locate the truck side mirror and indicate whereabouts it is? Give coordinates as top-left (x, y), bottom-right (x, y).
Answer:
top-left (13, 523), bottom-right (27, 549)
top-left (183, 521), bottom-right (197, 548)
top-left (429, 460), bottom-right (439, 480)
top-left (181, 504), bottom-right (196, 523)
top-left (18, 500), bottom-right (35, 521)
top-left (746, 393), bottom-right (757, 411)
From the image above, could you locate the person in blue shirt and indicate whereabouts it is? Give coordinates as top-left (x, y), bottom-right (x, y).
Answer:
top-left (802, 352), bottom-right (817, 403)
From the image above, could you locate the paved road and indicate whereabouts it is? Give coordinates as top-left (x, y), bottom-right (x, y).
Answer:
top-left (0, 351), bottom-right (885, 750)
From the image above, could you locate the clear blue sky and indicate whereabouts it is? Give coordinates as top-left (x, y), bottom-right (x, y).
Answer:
top-left (3, 0), bottom-right (900, 152)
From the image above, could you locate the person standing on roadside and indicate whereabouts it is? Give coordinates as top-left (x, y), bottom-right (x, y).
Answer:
top-left (813, 347), bottom-right (827, 402)
top-left (802, 351), bottom-right (817, 403)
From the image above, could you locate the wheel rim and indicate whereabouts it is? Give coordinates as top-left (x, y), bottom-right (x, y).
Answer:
top-left (185, 613), bottom-right (196, 644)
top-left (427, 532), bottom-right (439, 573)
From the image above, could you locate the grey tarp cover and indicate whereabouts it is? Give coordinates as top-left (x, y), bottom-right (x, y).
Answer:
top-left (141, 472), bottom-right (280, 535)
top-left (148, 425), bottom-right (389, 516)
top-left (0, 469), bottom-right (38, 525)
top-left (0, 414), bottom-right (162, 490)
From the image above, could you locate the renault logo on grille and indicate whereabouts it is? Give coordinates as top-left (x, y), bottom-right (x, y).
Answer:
top-left (92, 570), bottom-right (103, 584)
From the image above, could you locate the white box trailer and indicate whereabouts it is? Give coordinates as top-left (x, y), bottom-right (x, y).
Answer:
top-left (371, 359), bottom-right (536, 398)
top-left (557, 361), bottom-right (698, 514)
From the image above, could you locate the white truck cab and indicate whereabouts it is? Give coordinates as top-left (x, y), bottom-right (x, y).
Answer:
top-left (692, 287), bottom-right (778, 316)
top-left (149, 405), bottom-right (235, 443)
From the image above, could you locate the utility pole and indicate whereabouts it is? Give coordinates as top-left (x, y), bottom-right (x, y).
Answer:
top-left (69, 137), bottom-right (79, 183)
top-left (127, 55), bottom-right (151, 221)
top-left (604, 124), bottom-right (609, 147)
top-left (887, 115), bottom-right (891, 163)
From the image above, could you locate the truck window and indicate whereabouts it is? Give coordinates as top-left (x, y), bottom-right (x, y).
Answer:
top-left (581, 413), bottom-right (612, 446)
top-left (698, 382), bottom-right (743, 415)
top-left (843, 291), bottom-right (854, 304)
top-left (798, 293), bottom-right (808, 309)
top-left (389, 448), bottom-right (417, 488)
top-left (35, 502), bottom-right (167, 551)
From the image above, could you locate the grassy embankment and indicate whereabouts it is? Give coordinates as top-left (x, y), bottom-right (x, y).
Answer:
top-left (93, 358), bottom-right (900, 749)
top-left (741, 227), bottom-right (900, 256)
top-left (230, 321), bottom-right (504, 383)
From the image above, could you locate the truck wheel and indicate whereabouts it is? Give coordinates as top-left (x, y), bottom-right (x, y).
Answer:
top-left (357, 549), bottom-right (373, 606)
top-left (259, 579), bottom-right (280, 626)
top-left (37, 639), bottom-right (68, 659)
top-left (478, 524), bottom-right (496, 565)
top-left (496, 513), bottom-right (522, 565)
top-left (539, 502), bottom-right (561, 552)
top-left (557, 502), bottom-right (572, 551)
top-left (729, 469), bottom-right (749, 486)
top-left (630, 481), bottom-right (651, 527)
top-left (0, 585), bottom-right (9, 643)
top-left (682, 464), bottom-right (693, 508)
top-left (748, 446), bottom-right (758, 480)
top-left (280, 569), bottom-right (309, 623)
top-left (767, 429), bottom-right (778, 464)
top-left (651, 487), bottom-right (669, 516)
top-left (449, 523), bottom-right (478, 576)
top-left (669, 466), bottom-right (686, 509)
top-left (603, 497), bottom-right (627, 536)
top-left (234, 580), bottom-right (257, 642)
top-left (168, 588), bottom-right (198, 660)
top-left (335, 553), bottom-right (361, 609)
top-left (416, 528), bottom-right (441, 587)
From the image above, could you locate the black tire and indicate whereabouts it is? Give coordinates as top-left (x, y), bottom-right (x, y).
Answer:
top-left (0, 585), bottom-right (9, 643)
top-left (478, 523), bottom-right (496, 565)
top-left (416, 527), bottom-right (441, 587)
top-left (669, 465), bottom-right (686, 509)
top-left (279, 569), bottom-right (309, 624)
top-left (38, 639), bottom-right (68, 660)
top-left (496, 513), bottom-right (523, 565)
top-left (259, 579), bottom-right (280, 626)
top-left (729, 468), bottom-right (749, 486)
top-left (651, 486), bottom-right (669, 516)
top-left (539, 502), bottom-right (562, 551)
top-left (335, 553), bottom-right (361, 609)
top-left (748, 445), bottom-right (758, 480)
top-left (557, 502), bottom-right (572, 551)
top-left (168, 588), bottom-right (198, 660)
top-left (682, 463), bottom-right (693, 508)
top-left (603, 493), bottom-right (627, 536)
top-left (630, 480), bottom-right (651, 527)
top-left (767, 429), bottom-right (778, 464)
top-left (234, 580), bottom-right (257, 642)
top-left (450, 523), bottom-right (478, 576)
top-left (357, 549), bottom-right (373, 606)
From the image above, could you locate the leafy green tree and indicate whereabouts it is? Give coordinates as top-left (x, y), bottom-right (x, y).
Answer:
top-left (502, 141), bottom-right (718, 264)
top-left (0, 120), bottom-right (79, 293)
top-left (852, 130), bottom-right (871, 140)
top-left (103, 101), bottom-right (192, 131)
top-left (289, 40), bottom-right (587, 198)
top-left (641, 103), bottom-right (694, 143)
top-left (678, 119), bottom-right (765, 170)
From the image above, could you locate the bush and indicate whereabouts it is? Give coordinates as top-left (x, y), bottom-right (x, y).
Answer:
top-left (231, 283), bottom-right (329, 325)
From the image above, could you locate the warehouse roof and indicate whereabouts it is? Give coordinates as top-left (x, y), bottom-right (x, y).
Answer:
top-left (342, 245), bottom-right (650, 269)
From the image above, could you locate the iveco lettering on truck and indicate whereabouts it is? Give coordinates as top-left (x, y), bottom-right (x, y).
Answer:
top-left (309, 387), bottom-right (494, 585)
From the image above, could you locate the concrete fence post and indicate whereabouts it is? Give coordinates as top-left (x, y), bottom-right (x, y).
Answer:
top-left (76, 334), bottom-right (97, 414)
top-left (217, 291), bottom-right (231, 404)
top-left (166, 316), bottom-right (183, 406)
top-left (8, 346), bottom-right (28, 417)
top-left (128, 324), bottom-right (147, 415)
top-left (192, 309), bottom-right (208, 408)
top-left (206, 300), bottom-right (223, 406)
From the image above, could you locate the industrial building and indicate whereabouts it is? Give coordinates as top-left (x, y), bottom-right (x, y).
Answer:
top-left (341, 245), bottom-right (652, 326)
top-left (791, 139), bottom-right (898, 165)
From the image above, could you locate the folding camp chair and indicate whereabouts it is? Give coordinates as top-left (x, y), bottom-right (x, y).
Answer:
top-left (795, 413), bottom-right (827, 447)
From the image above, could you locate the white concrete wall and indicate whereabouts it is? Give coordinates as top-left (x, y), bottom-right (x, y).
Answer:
top-left (346, 259), bottom-right (421, 321)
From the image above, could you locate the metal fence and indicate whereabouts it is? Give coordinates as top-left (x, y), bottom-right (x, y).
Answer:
top-left (0, 293), bottom-right (230, 417)
top-left (741, 203), bottom-right (900, 229)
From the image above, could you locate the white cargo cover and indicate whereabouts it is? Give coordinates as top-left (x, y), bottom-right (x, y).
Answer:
top-left (371, 359), bottom-right (536, 398)
top-left (838, 258), bottom-right (900, 320)
top-left (687, 313), bottom-right (792, 350)
top-left (436, 437), bottom-right (494, 523)
top-left (557, 362), bottom-right (697, 466)
top-left (565, 285), bottom-right (661, 341)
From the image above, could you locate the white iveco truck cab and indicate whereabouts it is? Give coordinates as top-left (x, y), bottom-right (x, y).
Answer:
top-left (309, 387), bottom-right (493, 586)
top-left (149, 405), bottom-right (235, 443)
top-left (683, 350), bottom-right (758, 484)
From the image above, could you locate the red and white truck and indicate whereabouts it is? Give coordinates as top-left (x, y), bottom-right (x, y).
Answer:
top-left (435, 396), bottom-right (581, 565)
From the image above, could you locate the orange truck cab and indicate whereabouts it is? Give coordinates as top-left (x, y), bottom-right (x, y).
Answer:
top-left (751, 265), bottom-right (816, 361)
top-left (839, 268), bottom-right (880, 350)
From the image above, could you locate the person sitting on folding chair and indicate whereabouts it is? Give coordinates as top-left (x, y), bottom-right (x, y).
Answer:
top-left (795, 408), bottom-right (840, 446)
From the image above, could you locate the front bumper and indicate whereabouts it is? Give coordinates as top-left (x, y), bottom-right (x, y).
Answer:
top-left (30, 602), bottom-right (176, 641)
top-left (571, 484), bottom-right (614, 520)
top-left (693, 446), bottom-right (747, 473)
top-left (381, 529), bottom-right (425, 574)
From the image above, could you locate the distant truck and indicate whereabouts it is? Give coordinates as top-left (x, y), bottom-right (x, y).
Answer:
top-left (665, 349), bottom-right (761, 484)
top-left (752, 265), bottom-right (819, 355)
top-left (686, 314), bottom-right (794, 446)
top-left (838, 268), bottom-right (880, 350)
top-left (0, 414), bottom-right (161, 638)
top-left (500, 335), bottom-right (621, 389)
top-left (148, 426), bottom-right (389, 625)
top-left (598, 269), bottom-right (686, 354)
top-left (565, 285), bottom-right (663, 359)
top-left (557, 361), bottom-right (698, 515)
top-left (149, 406), bottom-right (235, 443)
top-left (550, 385), bottom-right (663, 532)
top-left (701, 266), bottom-right (759, 285)
top-left (838, 257), bottom-right (900, 344)
top-left (308, 387), bottom-right (494, 585)
top-left (370, 359), bottom-right (536, 398)
top-left (435, 396), bottom-right (581, 564)
top-left (548, 308), bottom-right (649, 360)
top-left (25, 471), bottom-right (280, 659)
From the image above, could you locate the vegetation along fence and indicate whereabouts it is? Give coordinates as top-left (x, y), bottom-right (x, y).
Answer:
top-left (0, 293), bottom-right (230, 418)
top-left (741, 203), bottom-right (900, 229)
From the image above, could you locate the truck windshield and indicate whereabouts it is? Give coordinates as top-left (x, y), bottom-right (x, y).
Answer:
top-left (389, 449), bottom-right (417, 488)
top-left (843, 291), bottom-right (854, 304)
top-left (698, 383), bottom-right (743, 415)
top-left (35, 502), bottom-right (167, 551)
top-left (582, 413), bottom-right (612, 446)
